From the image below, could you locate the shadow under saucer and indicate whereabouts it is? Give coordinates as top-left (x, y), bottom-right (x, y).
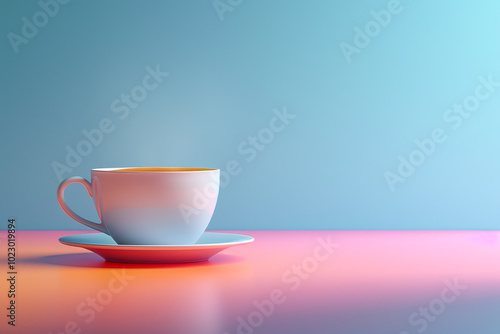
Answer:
top-left (21, 252), bottom-right (246, 269)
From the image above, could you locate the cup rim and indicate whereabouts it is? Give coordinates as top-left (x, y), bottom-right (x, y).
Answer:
top-left (91, 167), bottom-right (219, 173)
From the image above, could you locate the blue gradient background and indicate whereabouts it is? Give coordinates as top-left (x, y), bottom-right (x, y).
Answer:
top-left (2, 0), bottom-right (500, 230)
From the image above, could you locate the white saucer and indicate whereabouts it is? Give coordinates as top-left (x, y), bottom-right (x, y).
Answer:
top-left (59, 232), bottom-right (254, 263)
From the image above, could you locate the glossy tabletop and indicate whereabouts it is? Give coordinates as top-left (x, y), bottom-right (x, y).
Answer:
top-left (1, 230), bottom-right (499, 334)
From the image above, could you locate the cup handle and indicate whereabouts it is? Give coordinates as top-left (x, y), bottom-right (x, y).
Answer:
top-left (57, 176), bottom-right (108, 234)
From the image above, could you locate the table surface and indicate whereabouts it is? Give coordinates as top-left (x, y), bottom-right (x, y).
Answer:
top-left (1, 230), bottom-right (499, 334)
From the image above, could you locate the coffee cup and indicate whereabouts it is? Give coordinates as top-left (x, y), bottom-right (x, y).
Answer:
top-left (57, 167), bottom-right (220, 245)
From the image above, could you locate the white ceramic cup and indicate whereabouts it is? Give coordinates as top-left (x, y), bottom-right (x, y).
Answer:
top-left (57, 167), bottom-right (220, 245)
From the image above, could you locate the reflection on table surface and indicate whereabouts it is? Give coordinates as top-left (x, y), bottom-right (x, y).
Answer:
top-left (1, 230), bottom-right (499, 334)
